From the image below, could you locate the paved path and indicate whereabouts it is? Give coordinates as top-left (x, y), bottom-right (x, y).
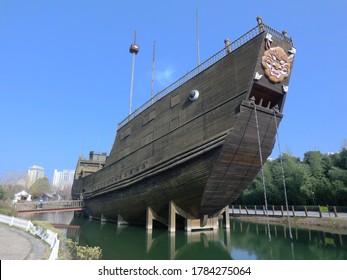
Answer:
top-left (0, 223), bottom-right (47, 260)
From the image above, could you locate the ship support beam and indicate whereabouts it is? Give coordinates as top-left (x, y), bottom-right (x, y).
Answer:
top-left (117, 215), bottom-right (128, 226)
top-left (146, 206), bottom-right (167, 230)
top-left (185, 217), bottom-right (218, 232)
top-left (168, 201), bottom-right (219, 232)
top-left (146, 207), bottom-right (154, 230)
top-left (219, 205), bottom-right (230, 229)
top-left (169, 201), bottom-right (177, 232)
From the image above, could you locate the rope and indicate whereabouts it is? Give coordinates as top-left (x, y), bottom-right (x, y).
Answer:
top-left (253, 102), bottom-right (271, 241)
top-left (273, 107), bottom-right (293, 239)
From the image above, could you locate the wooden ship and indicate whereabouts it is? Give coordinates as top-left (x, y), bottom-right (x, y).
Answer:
top-left (71, 17), bottom-right (296, 231)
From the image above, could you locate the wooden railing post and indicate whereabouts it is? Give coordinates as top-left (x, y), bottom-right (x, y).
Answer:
top-left (280, 205), bottom-right (284, 217)
top-left (333, 206), bottom-right (338, 217)
top-left (304, 206), bottom-right (308, 217)
top-left (292, 205), bottom-right (295, 217)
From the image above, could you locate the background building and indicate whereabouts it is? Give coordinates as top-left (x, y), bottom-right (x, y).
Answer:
top-left (52, 169), bottom-right (75, 191)
top-left (25, 165), bottom-right (45, 188)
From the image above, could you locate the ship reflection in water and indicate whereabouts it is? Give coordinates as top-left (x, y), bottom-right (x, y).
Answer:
top-left (63, 216), bottom-right (347, 260)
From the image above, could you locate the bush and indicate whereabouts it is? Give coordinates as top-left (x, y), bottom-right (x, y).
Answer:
top-left (0, 201), bottom-right (17, 216)
top-left (65, 239), bottom-right (102, 260)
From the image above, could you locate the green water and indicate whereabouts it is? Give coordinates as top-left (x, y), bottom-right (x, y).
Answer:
top-left (64, 216), bottom-right (347, 260)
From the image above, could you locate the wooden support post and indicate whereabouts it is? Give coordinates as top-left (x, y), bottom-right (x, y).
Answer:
top-left (231, 205), bottom-right (234, 215)
top-left (292, 205), bottom-right (295, 217)
top-left (146, 207), bottom-right (154, 230)
top-left (169, 201), bottom-right (176, 233)
top-left (245, 206), bottom-right (249, 215)
top-left (272, 205), bottom-right (275, 216)
top-left (239, 205), bottom-right (242, 215)
top-left (281, 205), bottom-right (284, 217)
top-left (254, 205), bottom-right (257, 215)
top-left (304, 206), bottom-right (308, 217)
top-left (263, 205), bottom-right (266, 215)
top-left (333, 206), bottom-right (338, 217)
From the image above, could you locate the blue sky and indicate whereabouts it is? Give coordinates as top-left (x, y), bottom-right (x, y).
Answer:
top-left (1, 0), bottom-right (347, 183)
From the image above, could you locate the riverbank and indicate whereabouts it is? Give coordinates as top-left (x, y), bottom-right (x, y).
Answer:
top-left (230, 215), bottom-right (347, 235)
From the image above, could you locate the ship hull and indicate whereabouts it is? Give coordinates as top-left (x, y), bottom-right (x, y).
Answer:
top-left (76, 103), bottom-right (281, 224)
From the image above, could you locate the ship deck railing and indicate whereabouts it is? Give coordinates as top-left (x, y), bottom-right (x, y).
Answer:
top-left (118, 23), bottom-right (293, 129)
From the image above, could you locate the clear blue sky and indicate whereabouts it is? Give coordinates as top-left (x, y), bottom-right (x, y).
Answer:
top-left (1, 0), bottom-right (347, 183)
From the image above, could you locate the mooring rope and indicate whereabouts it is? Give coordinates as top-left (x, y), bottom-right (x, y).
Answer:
top-left (273, 107), bottom-right (293, 239)
top-left (252, 102), bottom-right (271, 241)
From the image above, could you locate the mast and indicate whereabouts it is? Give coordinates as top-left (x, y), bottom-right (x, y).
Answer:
top-left (196, 7), bottom-right (201, 67)
top-left (151, 41), bottom-right (156, 100)
top-left (129, 31), bottom-right (140, 115)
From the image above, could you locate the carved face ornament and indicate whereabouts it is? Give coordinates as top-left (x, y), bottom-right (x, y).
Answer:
top-left (262, 47), bottom-right (293, 83)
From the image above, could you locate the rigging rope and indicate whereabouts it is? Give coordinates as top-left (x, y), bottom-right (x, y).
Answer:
top-left (273, 107), bottom-right (293, 239)
top-left (252, 102), bottom-right (271, 241)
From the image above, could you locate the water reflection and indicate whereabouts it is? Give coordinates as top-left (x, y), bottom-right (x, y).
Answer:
top-left (63, 216), bottom-right (347, 260)
top-left (26, 213), bottom-right (347, 259)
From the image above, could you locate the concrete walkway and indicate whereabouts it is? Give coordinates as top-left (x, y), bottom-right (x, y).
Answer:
top-left (0, 223), bottom-right (47, 260)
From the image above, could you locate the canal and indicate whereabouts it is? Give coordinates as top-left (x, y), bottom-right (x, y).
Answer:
top-left (26, 212), bottom-right (347, 260)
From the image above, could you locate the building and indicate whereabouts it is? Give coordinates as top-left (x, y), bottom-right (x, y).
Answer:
top-left (26, 165), bottom-right (45, 188)
top-left (52, 169), bottom-right (75, 191)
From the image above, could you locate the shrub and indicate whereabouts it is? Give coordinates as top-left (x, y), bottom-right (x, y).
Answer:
top-left (65, 239), bottom-right (102, 260)
top-left (0, 201), bottom-right (17, 216)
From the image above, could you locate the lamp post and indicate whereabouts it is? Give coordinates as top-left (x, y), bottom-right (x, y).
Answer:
top-left (129, 31), bottom-right (140, 116)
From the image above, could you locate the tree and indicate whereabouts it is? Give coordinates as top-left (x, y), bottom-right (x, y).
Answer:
top-left (235, 145), bottom-right (347, 206)
top-left (332, 148), bottom-right (347, 170)
top-left (0, 185), bottom-right (7, 201)
top-left (29, 177), bottom-right (51, 199)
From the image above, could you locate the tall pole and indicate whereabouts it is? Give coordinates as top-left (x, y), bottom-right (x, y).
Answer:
top-left (129, 31), bottom-right (140, 115)
top-left (151, 41), bottom-right (156, 100)
top-left (196, 7), bottom-right (201, 67)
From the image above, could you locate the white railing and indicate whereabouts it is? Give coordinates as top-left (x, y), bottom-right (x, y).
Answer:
top-left (0, 213), bottom-right (59, 260)
top-left (14, 199), bottom-right (83, 212)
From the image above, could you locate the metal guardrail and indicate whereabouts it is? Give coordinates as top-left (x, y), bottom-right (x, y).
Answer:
top-left (118, 22), bottom-right (293, 129)
top-left (0, 214), bottom-right (60, 260)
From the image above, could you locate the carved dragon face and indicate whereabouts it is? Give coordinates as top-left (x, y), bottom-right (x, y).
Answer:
top-left (261, 47), bottom-right (292, 83)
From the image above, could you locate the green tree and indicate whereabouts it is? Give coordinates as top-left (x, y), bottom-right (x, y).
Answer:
top-left (29, 177), bottom-right (51, 199)
top-left (235, 146), bottom-right (347, 207)
top-left (0, 185), bottom-right (7, 200)
top-left (332, 148), bottom-right (347, 170)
